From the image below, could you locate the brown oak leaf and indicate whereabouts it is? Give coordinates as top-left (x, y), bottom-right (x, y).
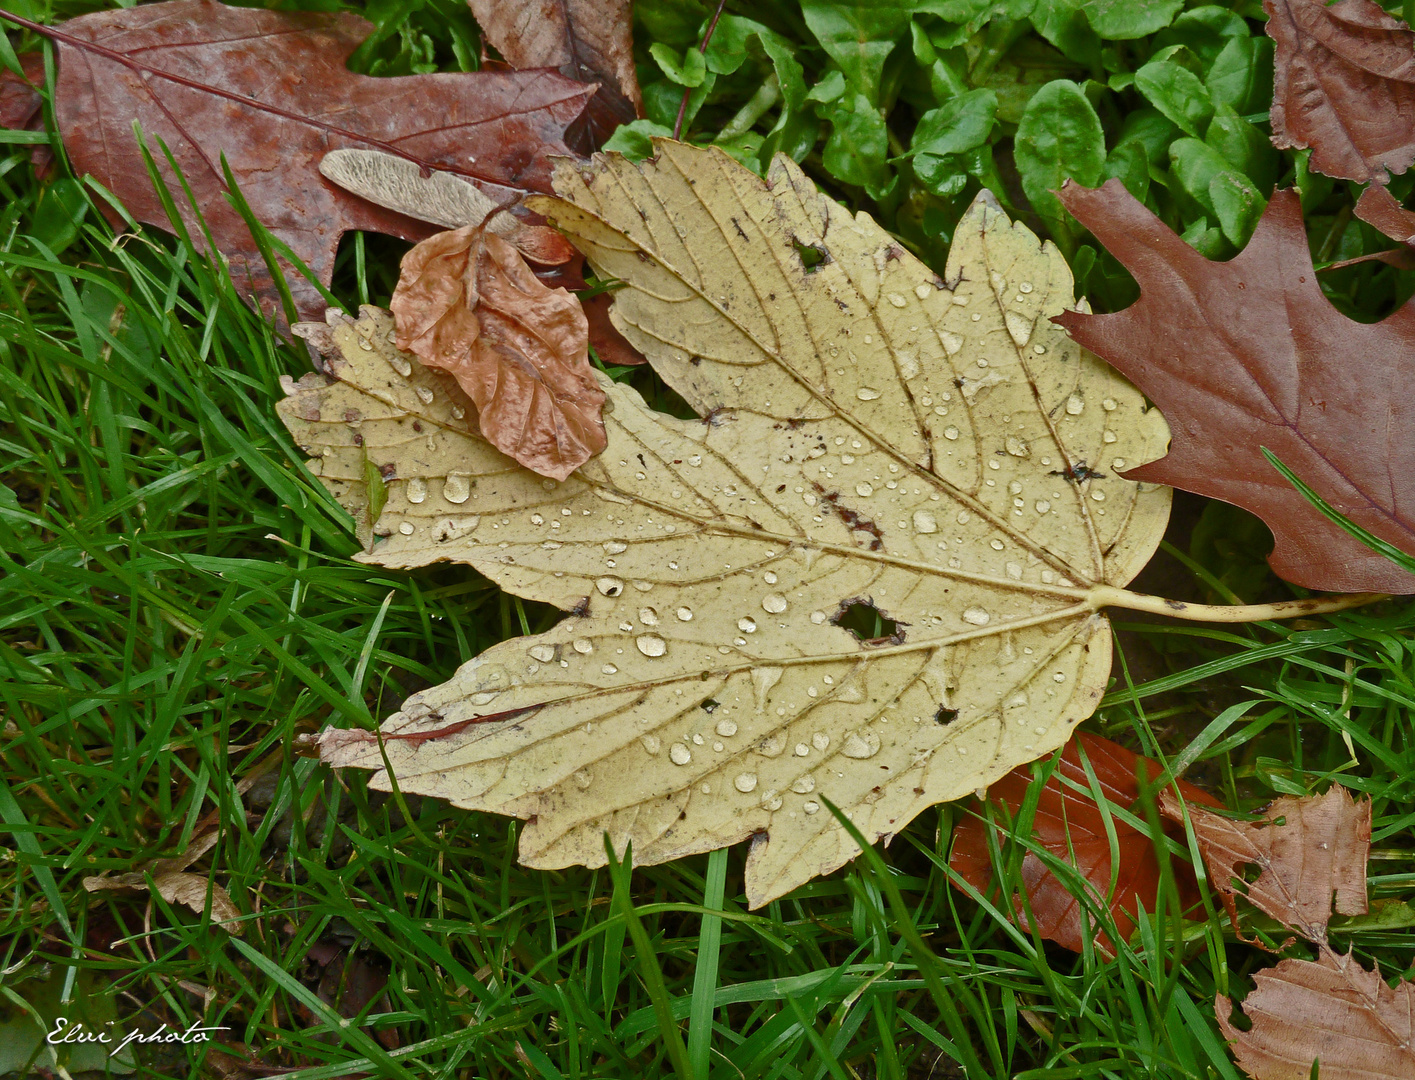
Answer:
top-left (950, 732), bottom-right (1220, 954)
top-left (1055, 179), bottom-right (1415, 594)
top-left (1217, 948), bottom-right (1415, 1080)
top-left (1266, 0), bottom-right (1415, 184)
top-left (23, 0), bottom-right (594, 319)
top-left (391, 225), bottom-right (606, 479)
top-left (1161, 784), bottom-right (1370, 945)
top-left (466, 0), bottom-right (640, 152)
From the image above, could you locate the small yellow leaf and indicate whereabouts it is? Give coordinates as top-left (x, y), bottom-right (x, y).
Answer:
top-left (280, 143), bottom-right (1171, 907)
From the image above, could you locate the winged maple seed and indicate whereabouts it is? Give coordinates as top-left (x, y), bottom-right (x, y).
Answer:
top-left (278, 144), bottom-right (1379, 906)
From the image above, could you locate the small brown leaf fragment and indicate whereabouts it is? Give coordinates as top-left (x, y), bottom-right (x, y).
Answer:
top-left (391, 225), bottom-right (606, 480)
top-left (1266, 0), bottom-right (1415, 183)
top-left (1354, 184), bottom-right (1415, 244)
top-left (1217, 947), bottom-right (1415, 1080)
top-left (1055, 179), bottom-right (1415, 594)
top-left (34, 0), bottom-right (594, 319)
top-left (466, 0), bottom-right (641, 151)
top-left (1160, 784), bottom-right (1370, 944)
top-left (950, 732), bottom-right (1220, 954)
top-left (582, 292), bottom-right (647, 366)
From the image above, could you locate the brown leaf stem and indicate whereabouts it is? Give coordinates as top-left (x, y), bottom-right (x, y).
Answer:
top-left (672, 0), bottom-right (728, 140)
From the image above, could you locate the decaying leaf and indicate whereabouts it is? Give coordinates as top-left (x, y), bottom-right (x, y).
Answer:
top-left (1056, 179), bottom-right (1415, 594)
top-left (1217, 948), bottom-right (1415, 1080)
top-left (0, 52), bottom-right (44, 132)
top-left (466, 0), bottom-right (640, 151)
top-left (390, 224), bottom-right (606, 480)
top-left (1353, 183), bottom-right (1415, 247)
top-left (1162, 783), bottom-right (1370, 944)
top-left (29, 0), bottom-right (594, 317)
top-left (280, 142), bottom-right (1175, 906)
top-left (1266, 0), bottom-right (1415, 184)
top-left (951, 732), bottom-right (1219, 953)
top-left (83, 831), bottom-right (243, 933)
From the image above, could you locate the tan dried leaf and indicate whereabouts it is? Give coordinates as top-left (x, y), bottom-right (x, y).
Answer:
top-left (1162, 784), bottom-right (1370, 943)
top-left (390, 224), bottom-right (607, 481)
top-left (1217, 948), bottom-right (1415, 1080)
top-left (83, 833), bottom-right (242, 933)
top-left (280, 143), bottom-right (1173, 907)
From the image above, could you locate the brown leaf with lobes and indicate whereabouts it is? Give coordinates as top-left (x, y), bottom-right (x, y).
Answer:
top-left (16, 0), bottom-right (594, 319)
top-left (1217, 948), bottom-right (1415, 1080)
top-left (466, 0), bottom-right (641, 152)
top-left (1266, 0), bottom-right (1415, 183)
top-left (391, 225), bottom-right (606, 480)
top-left (1161, 784), bottom-right (1370, 945)
top-left (1055, 179), bottom-right (1415, 594)
top-left (950, 732), bottom-right (1220, 954)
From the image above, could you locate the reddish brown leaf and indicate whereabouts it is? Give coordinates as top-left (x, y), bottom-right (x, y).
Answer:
top-left (1354, 183), bottom-right (1415, 244)
top-left (1055, 180), bottom-right (1415, 594)
top-left (1217, 947), bottom-right (1415, 1080)
top-left (950, 732), bottom-right (1219, 954)
top-left (583, 292), bottom-right (647, 366)
top-left (466, 0), bottom-right (640, 152)
top-left (1162, 785), bottom-right (1370, 944)
top-left (0, 52), bottom-right (44, 131)
top-left (391, 225), bottom-right (606, 479)
top-left (1266, 0), bottom-right (1415, 183)
top-left (26, 0), bottom-right (593, 318)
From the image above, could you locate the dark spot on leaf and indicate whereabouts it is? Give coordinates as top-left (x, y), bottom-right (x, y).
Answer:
top-left (1050, 460), bottom-right (1107, 483)
top-left (830, 598), bottom-right (906, 646)
top-left (934, 705), bottom-right (959, 726)
top-left (700, 699), bottom-right (720, 713)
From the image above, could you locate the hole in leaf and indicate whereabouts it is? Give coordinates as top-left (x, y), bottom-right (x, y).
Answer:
top-left (793, 239), bottom-right (829, 272)
top-left (831, 598), bottom-right (905, 646)
top-left (700, 699), bottom-right (720, 713)
top-left (934, 705), bottom-right (959, 726)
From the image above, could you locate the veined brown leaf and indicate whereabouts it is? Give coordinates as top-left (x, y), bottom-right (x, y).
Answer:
top-left (280, 143), bottom-right (1178, 905)
top-left (390, 224), bottom-right (606, 480)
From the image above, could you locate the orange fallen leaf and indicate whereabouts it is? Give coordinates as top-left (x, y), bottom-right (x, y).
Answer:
top-left (391, 224), bottom-right (606, 480)
top-left (1160, 784), bottom-right (1370, 945)
top-left (1217, 947), bottom-right (1415, 1080)
top-left (950, 732), bottom-right (1219, 954)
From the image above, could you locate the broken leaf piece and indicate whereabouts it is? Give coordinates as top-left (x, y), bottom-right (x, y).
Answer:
top-left (1218, 948), bottom-right (1415, 1080)
top-left (1056, 179), bottom-right (1415, 594)
top-left (1162, 783), bottom-right (1370, 944)
top-left (952, 732), bottom-right (1219, 953)
top-left (83, 831), bottom-right (242, 933)
top-left (1267, 0), bottom-right (1415, 183)
top-left (282, 144), bottom-right (1172, 907)
top-left (390, 224), bottom-right (606, 480)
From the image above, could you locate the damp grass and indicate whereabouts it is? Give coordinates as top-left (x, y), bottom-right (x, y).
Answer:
top-left (2, 1), bottom-right (1415, 1078)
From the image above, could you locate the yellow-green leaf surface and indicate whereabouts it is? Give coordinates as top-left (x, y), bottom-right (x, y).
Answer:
top-left (279, 142), bottom-right (1171, 907)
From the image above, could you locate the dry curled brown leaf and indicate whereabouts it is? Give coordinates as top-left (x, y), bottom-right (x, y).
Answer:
top-left (951, 732), bottom-right (1219, 954)
top-left (82, 831), bottom-right (243, 933)
top-left (1162, 784), bottom-right (1370, 945)
top-left (466, 0), bottom-right (640, 151)
top-left (391, 224), bottom-right (606, 480)
top-left (1056, 179), bottom-right (1415, 594)
top-left (1266, 0), bottom-right (1415, 183)
top-left (26, 0), bottom-right (594, 318)
top-left (1217, 948), bottom-right (1415, 1080)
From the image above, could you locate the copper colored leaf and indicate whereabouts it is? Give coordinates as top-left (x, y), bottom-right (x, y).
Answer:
top-left (1217, 947), bottom-right (1415, 1080)
top-left (1266, 0), bottom-right (1415, 183)
top-left (951, 732), bottom-right (1218, 953)
top-left (466, 0), bottom-right (640, 151)
top-left (390, 225), bottom-right (605, 480)
top-left (0, 52), bottom-right (44, 131)
top-left (1161, 784), bottom-right (1370, 944)
top-left (35, 0), bottom-right (593, 318)
top-left (1354, 183), bottom-right (1415, 244)
top-left (1056, 180), bottom-right (1415, 594)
